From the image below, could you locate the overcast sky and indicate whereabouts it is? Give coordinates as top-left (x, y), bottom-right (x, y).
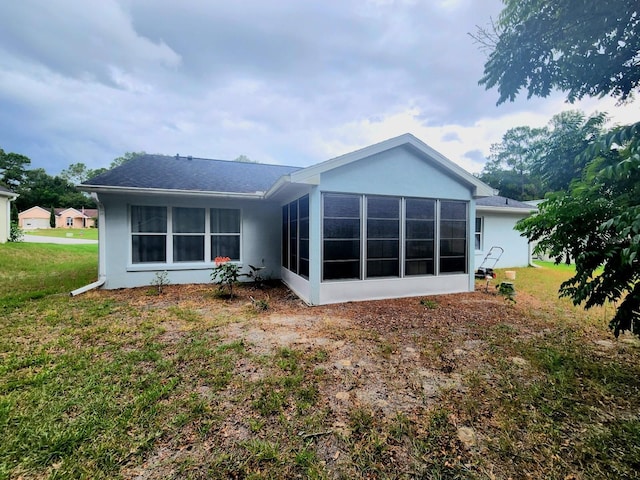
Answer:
top-left (0, 0), bottom-right (637, 178)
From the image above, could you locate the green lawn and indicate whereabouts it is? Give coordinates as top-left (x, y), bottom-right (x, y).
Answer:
top-left (25, 228), bottom-right (99, 241)
top-left (1, 245), bottom-right (638, 479)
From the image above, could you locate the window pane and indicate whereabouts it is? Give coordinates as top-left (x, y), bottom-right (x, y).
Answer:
top-left (441, 239), bottom-right (466, 256)
top-left (299, 259), bottom-right (309, 278)
top-left (367, 259), bottom-right (399, 277)
top-left (367, 239), bottom-right (399, 259)
top-left (173, 207), bottom-right (205, 233)
top-left (323, 261), bottom-right (360, 280)
top-left (406, 240), bottom-right (434, 259)
top-left (441, 220), bottom-right (467, 239)
top-left (212, 236), bottom-right (240, 261)
top-left (300, 239), bottom-right (309, 260)
top-left (324, 218), bottom-right (360, 239)
top-left (132, 206), bottom-right (166, 233)
top-left (174, 235), bottom-right (204, 262)
top-left (324, 194), bottom-right (360, 218)
top-left (324, 240), bottom-right (360, 261)
top-left (211, 209), bottom-right (240, 233)
top-left (282, 205), bottom-right (289, 268)
top-left (299, 195), bottom-right (309, 218)
top-left (132, 235), bottom-right (166, 263)
top-left (406, 198), bottom-right (435, 220)
top-left (441, 257), bottom-right (466, 273)
top-left (367, 196), bottom-right (399, 219)
top-left (367, 219), bottom-right (399, 239)
top-left (441, 201), bottom-right (467, 219)
top-left (475, 217), bottom-right (482, 233)
top-left (405, 259), bottom-right (434, 276)
top-left (406, 220), bottom-right (434, 239)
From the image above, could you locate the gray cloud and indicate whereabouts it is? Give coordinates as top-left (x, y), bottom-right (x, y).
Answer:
top-left (0, 0), bottom-right (629, 177)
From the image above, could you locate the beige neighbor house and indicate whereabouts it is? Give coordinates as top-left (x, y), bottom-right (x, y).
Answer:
top-left (54, 207), bottom-right (97, 229)
top-left (0, 185), bottom-right (18, 243)
top-left (19, 206), bottom-right (97, 230)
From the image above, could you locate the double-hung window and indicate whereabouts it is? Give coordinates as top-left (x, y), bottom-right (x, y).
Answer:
top-left (132, 206), bottom-right (167, 263)
top-left (475, 217), bottom-right (483, 251)
top-left (211, 209), bottom-right (240, 261)
top-left (173, 207), bottom-right (205, 262)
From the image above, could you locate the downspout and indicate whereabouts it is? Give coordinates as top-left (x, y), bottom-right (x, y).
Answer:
top-left (70, 193), bottom-right (107, 296)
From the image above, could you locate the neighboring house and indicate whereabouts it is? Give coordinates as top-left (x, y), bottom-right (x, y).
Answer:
top-left (19, 206), bottom-right (97, 229)
top-left (18, 206), bottom-right (52, 230)
top-left (79, 133), bottom-right (495, 305)
top-left (474, 195), bottom-right (537, 270)
top-left (54, 207), bottom-right (97, 229)
top-left (0, 185), bottom-right (18, 243)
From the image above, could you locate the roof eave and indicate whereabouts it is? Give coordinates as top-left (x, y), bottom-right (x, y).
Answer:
top-left (79, 184), bottom-right (265, 199)
top-left (476, 206), bottom-right (537, 214)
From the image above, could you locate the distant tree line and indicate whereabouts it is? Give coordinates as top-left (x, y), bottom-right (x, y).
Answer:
top-left (477, 109), bottom-right (609, 201)
top-left (0, 150), bottom-right (145, 214)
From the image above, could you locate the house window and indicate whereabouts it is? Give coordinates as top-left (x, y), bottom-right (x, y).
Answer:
top-left (66, 217), bottom-right (73, 227)
top-left (281, 195), bottom-right (310, 279)
top-left (366, 196), bottom-right (400, 278)
top-left (132, 206), bottom-right (167, 263)
top-left (405, 198), bottom-right (435, 276)
top-left (322, 193), bottom-right (361, 280)
top-left (475, 217), bottom-right (483, 251)
top-left (173, 207), bottom-right (205, 262)
top-left (211, 209), bottom-right (241, 261)
top-left (440, 201), bottom-right (467, 273)
top-left (130, 206), bottom-right (241, 264)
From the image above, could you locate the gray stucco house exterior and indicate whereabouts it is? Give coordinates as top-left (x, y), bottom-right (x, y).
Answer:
top-left (80, 133), bottom-right (503, 305)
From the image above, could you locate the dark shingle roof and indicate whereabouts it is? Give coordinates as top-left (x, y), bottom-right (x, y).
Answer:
top-left (83, 155), bottom-right (302, 194)
top-left (476, 195), bottom-right (535, 209)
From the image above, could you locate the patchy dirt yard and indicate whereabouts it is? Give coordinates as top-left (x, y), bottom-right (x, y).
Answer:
top-left (87, 280), bottom-right (639, 479)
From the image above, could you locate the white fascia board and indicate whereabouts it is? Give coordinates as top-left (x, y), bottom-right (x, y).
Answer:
top-left (78, 184), bottom-right (265, 200)
top-left (476, 206), bottom-right (537, 214)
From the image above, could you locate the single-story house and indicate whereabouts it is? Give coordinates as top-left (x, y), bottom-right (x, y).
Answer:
top-left (54, 207), bottom-right (98, 229)
top-left (0, 185), bottom-right (18, 244)
top-left (474, 196), bottom-right (537, 269)
top-left (79, 133), bottom-right (506, 305)
top-left (19, 206), bottom-right (97, 229)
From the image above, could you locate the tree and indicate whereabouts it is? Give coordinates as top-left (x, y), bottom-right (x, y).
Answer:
top-left (234, 155), bottom-right (259, 163)
top-left (534, 111), bottom-right (607, 192)
top-left (517, 127), bottom-right (639, 337)
top-left (110, 151), bottom-right (145, 169)
top-left (49, 207), bottom-right (56, 228)
top-left (478, 0), bottom-right (640, 105)
top-left (0, 148), bottom-right (31, 189)
top-left (15, 169), bottom-right (95, 212)
top-left (479, 0), bottom-right (640, 337)
top-left (479, 125), bottom-right (547, 200)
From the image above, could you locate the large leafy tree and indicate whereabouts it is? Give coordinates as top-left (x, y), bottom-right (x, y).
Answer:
top-left (479, 125), bottom-right (547, 200)
top-left (15, 169), bottom-right (95, 212)
top-left (533, 110), bottom-right (607, 192)
top-left (0, 148), bottom-right (31, 190)
top-left (478, 0), bottom-right (640, 105)
top-left (479, 0), bottom-right (640, 337)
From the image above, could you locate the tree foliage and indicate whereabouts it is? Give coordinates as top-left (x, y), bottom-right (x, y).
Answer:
top-left (478, 0), bottom-right (640, 105)
top-left (517, 125), bottom-right (640, 336)
top-left (15, 169), bottom-right (94, 212)
top-left (0, 148), bottom-right (31, 189)
top-left (480, 0), bottom-right (640, 337)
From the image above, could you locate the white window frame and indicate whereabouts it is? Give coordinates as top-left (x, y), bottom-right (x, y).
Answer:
top-left (475, 216), bottom-right (483, 251)
top-left (128, 205), bottom-right (242, 270)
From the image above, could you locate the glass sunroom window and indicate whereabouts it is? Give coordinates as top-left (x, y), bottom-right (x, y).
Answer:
top-left (366, 196), bottom-right (400, 278)
top-left (323, 193), bottom-right (361, 280)
top-left (440, 200), bottom-right (467, 273)
top-left (405, 198), bottom-right (435, 276)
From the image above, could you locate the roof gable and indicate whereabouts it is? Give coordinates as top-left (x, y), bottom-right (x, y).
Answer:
top-left (82, 155), bottom-right (301, 196)
top-left (286, 134), bottom-right (494, 197)
top-left (19, 206), bottom-right (50, 216)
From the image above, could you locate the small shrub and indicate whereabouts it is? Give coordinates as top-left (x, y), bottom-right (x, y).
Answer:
top-left (211, 257), bottom-right (240, 298)
top-left (497, 281), bottom-right (516, 303)
top-left (149, 270), bottom-right (170, 294)
top-left (242, 263), bottom-right (267, 288)
top-left (250, 296), bottom-right (269, 312)
top-left (9, 222), bottom-right (23, 242)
